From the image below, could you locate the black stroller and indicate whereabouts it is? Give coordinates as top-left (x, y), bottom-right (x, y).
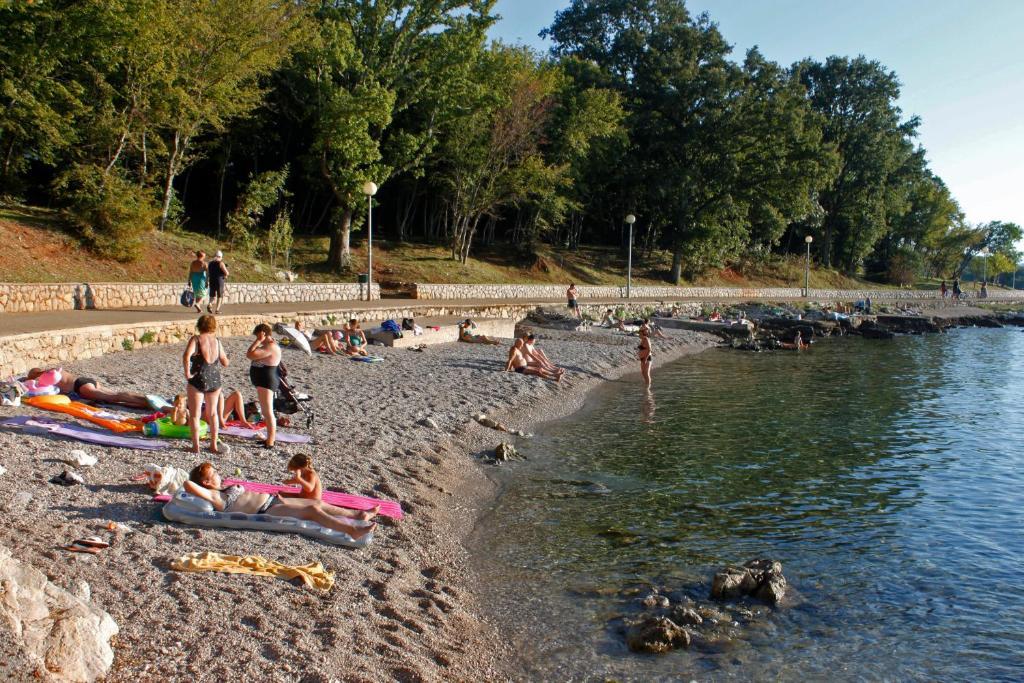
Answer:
top-left (242, 364), bottom-right (314, 428)
top-left (273, 363), bottom-right (315, 429)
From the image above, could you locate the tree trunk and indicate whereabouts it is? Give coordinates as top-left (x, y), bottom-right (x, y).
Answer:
top-left (1, 137), bottom-right (16, 187)
top-left (670, 247), bottom-right (683, 285)
top-left (216, 140), bottom-right (231, 237)
top-left (158, 130), bottom-right (181, 231)
top-left (327, 208), bottom-right (352, 272)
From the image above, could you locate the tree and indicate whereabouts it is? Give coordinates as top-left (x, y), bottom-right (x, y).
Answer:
top-left (289, 0), bottom-right (495, 271)
top-left (148, 0), bottom-right (306, 230)
top-left (798, 56), bottom-right (920, 273)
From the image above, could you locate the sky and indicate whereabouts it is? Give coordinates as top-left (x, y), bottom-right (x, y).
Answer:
top-left (490, 0), bottom-right (1024, 232)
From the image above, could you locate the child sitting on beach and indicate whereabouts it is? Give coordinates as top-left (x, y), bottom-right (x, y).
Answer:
top-left (171, 394), bottom-right (189, 426)
top-left (280, 453), bottom-right (322, 500)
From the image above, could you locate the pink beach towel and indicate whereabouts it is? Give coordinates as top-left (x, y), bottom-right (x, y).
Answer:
top-left (154, 479), bottom-right (403, 519)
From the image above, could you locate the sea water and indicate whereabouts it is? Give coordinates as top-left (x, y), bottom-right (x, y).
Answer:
top-left (472, 328), bottom-right (1024, 681)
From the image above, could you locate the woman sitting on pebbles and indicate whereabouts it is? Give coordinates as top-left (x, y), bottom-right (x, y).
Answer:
top-left (184, 462), bottom-right (377, 540)
top-left (459, 319), bottom-right (501, 345)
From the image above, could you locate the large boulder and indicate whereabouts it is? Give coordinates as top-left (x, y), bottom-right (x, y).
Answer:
top-left (624, 616), bottom-right (690, 653)
top-left (0, 545), bottom-right (118, 681)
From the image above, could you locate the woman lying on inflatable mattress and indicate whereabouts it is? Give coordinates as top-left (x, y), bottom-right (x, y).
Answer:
top-left (183, 462), bottom-right (377, 540)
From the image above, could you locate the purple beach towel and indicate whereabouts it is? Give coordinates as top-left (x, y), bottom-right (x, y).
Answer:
top-left (0, 416), bottom-right (171, 450)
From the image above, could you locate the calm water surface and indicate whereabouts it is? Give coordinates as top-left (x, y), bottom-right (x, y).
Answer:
top-left (472, 328), bottom-right (1024, 682)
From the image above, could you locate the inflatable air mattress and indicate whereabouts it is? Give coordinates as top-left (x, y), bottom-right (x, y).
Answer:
top-left (161, 489), bottom-right (373, 548)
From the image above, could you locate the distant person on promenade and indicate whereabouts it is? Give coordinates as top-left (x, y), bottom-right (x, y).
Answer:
top-left (188, 250), bottom-right (209, 314)
top-left (940, 280), bottom-right (947, 298)
top-left (207, 251), bottom-right (229, 314)
top-left (566, 283), bottom-right (581, 319)
top-left (980, 281), bottom-right (988, 298)
top-left (952, 278), bottom-right (962, 302)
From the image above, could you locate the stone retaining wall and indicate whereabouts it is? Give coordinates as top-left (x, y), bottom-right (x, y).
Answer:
top-left (0, 302), bottom-right (534, 377)
top-left (410, 283), bottom-right (1023, 301)
top-left (0, 282), bottom-right (379, 313)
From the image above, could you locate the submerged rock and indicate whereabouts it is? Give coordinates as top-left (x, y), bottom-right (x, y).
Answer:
top-left (493, 442), bottom-right (520, 462)
top-left (625, 616), bottom-right (691, 653)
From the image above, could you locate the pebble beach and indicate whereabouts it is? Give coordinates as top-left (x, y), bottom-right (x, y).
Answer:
top-left (0, 316), bottom-right (717, 682)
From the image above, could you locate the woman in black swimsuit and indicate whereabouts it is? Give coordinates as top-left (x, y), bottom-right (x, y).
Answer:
top-left (638, 325), bottom-right (654, 388)
top-left (182, 314), bottom-right (229, 455)
top-left (246, 323), bottom-right (282, 448)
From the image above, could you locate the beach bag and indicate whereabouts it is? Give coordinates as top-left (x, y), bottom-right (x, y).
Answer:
top-left (180, 287), bottom-right (194, 308)
top-left (381, 319), bottom-right (402, 337)
top-left (401, 317), bottom-right (415, 331)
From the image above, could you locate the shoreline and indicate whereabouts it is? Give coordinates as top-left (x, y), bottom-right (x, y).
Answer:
top-left (0, 314), bottom-right (718, 682)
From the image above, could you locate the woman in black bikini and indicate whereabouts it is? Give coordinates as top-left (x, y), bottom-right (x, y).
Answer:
top-left (246, 323), bottom-right (281, 448)
top-left (182, 314), bottom-right (229, 455)
top-left (638, 325), bottom-right (653, 388)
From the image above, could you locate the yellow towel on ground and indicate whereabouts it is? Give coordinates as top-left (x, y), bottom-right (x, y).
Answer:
top-left (170, 551), bottom-right (334, 591)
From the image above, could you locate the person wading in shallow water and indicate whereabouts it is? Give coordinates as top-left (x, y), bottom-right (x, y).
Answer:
top-left (638, 325), bottom-right (654, 388)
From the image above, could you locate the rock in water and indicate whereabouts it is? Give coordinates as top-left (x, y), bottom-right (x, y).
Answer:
top-left (711, 566), bottom-right (758, 600)
top-left (494, 442), bottom-right (519, 462)
top-left (711, 558), bottom-right (787, 605)
top-left (671, 606), bottom-right (704, 627)
top-left (0, 544), bottom-right (118, 681)
top-left (625, 616), bottom-right (690, 653)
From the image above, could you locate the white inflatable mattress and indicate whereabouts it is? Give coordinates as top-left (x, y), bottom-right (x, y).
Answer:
top-left (161, 490), bottom-right (373, 548)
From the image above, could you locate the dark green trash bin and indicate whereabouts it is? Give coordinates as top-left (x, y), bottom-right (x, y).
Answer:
top-left (357, 273), bottom-right (369, 284)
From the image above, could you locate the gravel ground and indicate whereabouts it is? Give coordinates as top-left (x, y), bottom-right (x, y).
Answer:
top-left (0, 319), bottom-right (716, 682)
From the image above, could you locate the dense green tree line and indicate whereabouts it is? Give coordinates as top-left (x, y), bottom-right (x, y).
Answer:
top-left (1, 0), bottom-right (1018, 282)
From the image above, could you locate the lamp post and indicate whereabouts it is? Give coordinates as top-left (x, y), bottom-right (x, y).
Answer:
top-left (980, 247), bottom-right (990, 287)
top-left (804, 235), bottom-right (813, 297)
top-left (362, 180), bottom-right (378, 301)
top-left (625, 214), bottom-right (636, 298)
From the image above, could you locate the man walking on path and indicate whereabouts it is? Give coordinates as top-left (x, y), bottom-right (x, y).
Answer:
top-left (208, 251), bottom-right (229, 314)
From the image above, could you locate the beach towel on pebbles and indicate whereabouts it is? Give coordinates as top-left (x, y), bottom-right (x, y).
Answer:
top-left (170, 551), bottom-right (334, 590)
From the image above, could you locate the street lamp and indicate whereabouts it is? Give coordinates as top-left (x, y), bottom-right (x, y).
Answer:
top-left (804, 235), bottom-right (813, 297)
top-left (625, 214), bottom-right (636, 298)
top-left (980, 247), bottom-right (990, 286)
top-left (362, 180), bottom-right (378, 301)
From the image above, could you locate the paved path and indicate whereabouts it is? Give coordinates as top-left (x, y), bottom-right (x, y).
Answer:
top-left (0, 294), bottom-right (965, 338)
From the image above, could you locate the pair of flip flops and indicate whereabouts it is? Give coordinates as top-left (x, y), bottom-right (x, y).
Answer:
top-left (63, 536), bottom-right (110, 554)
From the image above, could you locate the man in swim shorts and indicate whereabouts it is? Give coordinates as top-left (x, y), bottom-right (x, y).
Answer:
top-left (27, 368), bottom-right (153, 409)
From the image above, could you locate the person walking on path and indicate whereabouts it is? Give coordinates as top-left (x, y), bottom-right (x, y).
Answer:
top-left (940, 280), bottom-right (947, 299)
top-left (247, 323), bottom-right (282, 449)
top-left (566, 283), bottom-right (581, 319)
top-left (188, 251), bottom-right (209, 314)
top-left (182, 314), bottom-right (229, 455)
top-left (952, 278), bottom-right (962, 303)
top-left (207, 250), bottom-right (229, 314)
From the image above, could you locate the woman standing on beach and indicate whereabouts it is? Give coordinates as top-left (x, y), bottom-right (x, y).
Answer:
top-left (638, 325), bottom-right (653, 388)
top-left (246, 323), bottom-right (281, 448)
top-left (183, 314), bottom-right (229, 454)
top-left (188, 251), bottom-right (209, 314)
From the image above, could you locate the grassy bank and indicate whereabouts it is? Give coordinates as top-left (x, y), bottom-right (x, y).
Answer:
top-left (1, 202), bottom-right (889, 290)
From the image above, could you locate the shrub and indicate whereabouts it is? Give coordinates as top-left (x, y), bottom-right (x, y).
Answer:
top-left (122, 338), bottom-right (134, 351)
top-left (266, 205), bottom-right (294, 269)
top-left (54, 164), bottom-right (157, 262)
top-left (139, 331), bottom-right (156, 344)
top-left (885, 247), bottom-right (923, 286)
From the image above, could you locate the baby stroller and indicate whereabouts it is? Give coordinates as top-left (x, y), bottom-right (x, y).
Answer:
top-left (274, 363), bottom-right (315, 429)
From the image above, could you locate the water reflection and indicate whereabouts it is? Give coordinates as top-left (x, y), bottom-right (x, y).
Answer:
top-left (472, 329), bottom-right (1024, 681)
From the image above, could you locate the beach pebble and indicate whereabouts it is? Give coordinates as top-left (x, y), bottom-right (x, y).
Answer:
top-left (0, 464), bottom-right (6, 477)
top-left (8, 492), bottom-right (32, 511)
top-left (74, 580), bottom-right (91, 602)
top-left (64, 450), bottom-right (98, 468)
top-left (419, 417), bottom-right (441, 430)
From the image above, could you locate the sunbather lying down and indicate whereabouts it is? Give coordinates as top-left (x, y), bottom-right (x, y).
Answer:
top-left (184, 463), bottom-right (377, 540)
top-left (27, 367), bottom-right (152, 409)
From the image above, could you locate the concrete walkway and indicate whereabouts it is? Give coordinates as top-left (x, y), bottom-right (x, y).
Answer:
top-left (0, 294), bottom-right (966, 338)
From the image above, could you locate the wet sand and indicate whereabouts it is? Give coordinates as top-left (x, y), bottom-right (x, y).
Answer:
top-left (0, 318), bottom-right (717, 681)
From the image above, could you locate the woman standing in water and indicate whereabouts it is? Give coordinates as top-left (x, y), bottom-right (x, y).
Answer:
top-left (638, 325), bottom-right (653, 388)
